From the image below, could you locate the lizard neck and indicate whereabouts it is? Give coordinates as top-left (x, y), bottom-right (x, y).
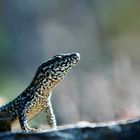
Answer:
top-left (26, 76), bottom-right (60, 98)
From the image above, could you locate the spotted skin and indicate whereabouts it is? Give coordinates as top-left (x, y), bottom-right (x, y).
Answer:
top-left (0, 53), bottom-right (80, 132)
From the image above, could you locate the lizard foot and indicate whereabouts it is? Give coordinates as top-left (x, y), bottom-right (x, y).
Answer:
top-left (23, 125), bottom-right (42, 132)
top-left (27, 127), bottom-right (39, 132)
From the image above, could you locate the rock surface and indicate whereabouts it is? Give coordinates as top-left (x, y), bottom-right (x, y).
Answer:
top-left (0, 119), bottom-right (140, 140)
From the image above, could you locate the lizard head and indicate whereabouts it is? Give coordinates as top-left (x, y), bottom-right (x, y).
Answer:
top-left (33, 53), bottom-right (80, 90)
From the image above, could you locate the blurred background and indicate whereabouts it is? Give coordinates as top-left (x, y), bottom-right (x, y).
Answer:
top-left (0, 0), bottom-right (140, 128)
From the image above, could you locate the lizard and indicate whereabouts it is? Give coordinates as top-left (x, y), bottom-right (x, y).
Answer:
top-left (0, 52), bottom-right (80, 132)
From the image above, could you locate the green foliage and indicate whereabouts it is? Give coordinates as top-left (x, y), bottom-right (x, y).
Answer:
top-left (0, 27), bottom-right (11, 63)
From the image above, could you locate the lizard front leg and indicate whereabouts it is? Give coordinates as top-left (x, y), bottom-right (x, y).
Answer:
top-left (18, 110), bottom-right (38, 132)
top-left (45, 100), bottom-right (57, 129)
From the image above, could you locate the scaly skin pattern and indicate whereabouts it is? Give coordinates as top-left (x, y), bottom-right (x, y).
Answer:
top-left (0, 53), bottom-right (80, 132)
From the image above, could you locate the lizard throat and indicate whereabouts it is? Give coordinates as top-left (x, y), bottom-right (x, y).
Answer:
top-left (27, 77), bottom-right (61, 98)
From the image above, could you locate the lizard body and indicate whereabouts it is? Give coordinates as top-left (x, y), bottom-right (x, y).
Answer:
top-left (0, 53), bottom-right (80, 131)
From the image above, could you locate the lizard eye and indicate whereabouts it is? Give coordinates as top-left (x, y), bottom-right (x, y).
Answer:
top-left (54, 54), bottom-right (62, 59)
top-left (56, 55), bottom-right (62, 58)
